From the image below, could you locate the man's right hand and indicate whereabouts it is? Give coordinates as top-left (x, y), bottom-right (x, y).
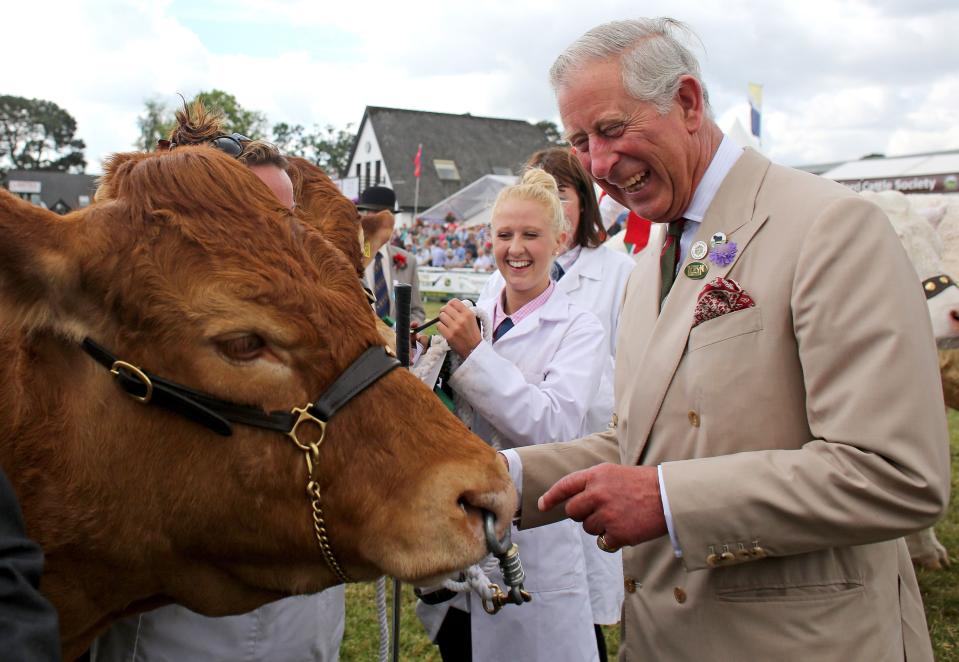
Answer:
top-left (539, 463), bottom-right (668, 550)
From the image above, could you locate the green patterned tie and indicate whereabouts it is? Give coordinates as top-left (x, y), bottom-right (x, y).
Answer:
top-left (659, 220), bottom-right (686, 308)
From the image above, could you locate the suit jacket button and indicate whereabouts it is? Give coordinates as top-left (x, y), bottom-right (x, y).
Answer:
top-left (706, 553), bottom-right (721, 567)
top-left (624, 578), bottom-right (637, 593)
top-left (750, 546), bottom-right (768, 559)
top-left (687, 410), bottom-right (700, 427)
top-left (674, 587), bottom-right (687, 604)
top-left (720, 551), bottom-right (736, 563)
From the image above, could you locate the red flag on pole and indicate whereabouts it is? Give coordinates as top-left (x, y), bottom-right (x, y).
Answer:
top-left (414, 144), bottom-right (422, 178)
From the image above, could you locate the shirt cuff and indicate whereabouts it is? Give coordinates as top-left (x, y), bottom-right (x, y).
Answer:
top-left (500, 449), bottom-right (523, 501)
top-left (658, 464), bottom-right (683, 558)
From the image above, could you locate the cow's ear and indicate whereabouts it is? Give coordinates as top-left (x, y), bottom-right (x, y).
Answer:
top-left (96, 151), bottom-right (152, 202)
top-left (287, 157), bottom-right (364, 275)
top-left (0, 189), bottom-right (88, 338)
top-left (918, 203), bottom-right (948, 231)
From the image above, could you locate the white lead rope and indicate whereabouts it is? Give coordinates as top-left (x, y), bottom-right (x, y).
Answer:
top-left (375, 576), bottom-right (390, 662)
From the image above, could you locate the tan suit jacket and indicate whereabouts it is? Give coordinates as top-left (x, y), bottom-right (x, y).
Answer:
top-left (516, 149), bottom-right (950, 661)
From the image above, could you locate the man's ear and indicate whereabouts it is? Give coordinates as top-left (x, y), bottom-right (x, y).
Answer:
top-left (675, 75), bottom-right (706, 133)
top-left (0, 189), bottom-right (89, 338)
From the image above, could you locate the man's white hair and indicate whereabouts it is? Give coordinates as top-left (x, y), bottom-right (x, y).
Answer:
top-left (549, 17), bottom-right (712, 117)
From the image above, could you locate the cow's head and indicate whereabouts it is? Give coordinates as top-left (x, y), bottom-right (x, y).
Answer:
top-left (863, 189), bottom-right (959, 346)
top-left (0, 147), bottom-right (514, 655)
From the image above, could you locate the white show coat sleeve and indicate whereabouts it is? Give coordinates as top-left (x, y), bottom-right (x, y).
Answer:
top-left (449, 315), bottom-right (605, 447)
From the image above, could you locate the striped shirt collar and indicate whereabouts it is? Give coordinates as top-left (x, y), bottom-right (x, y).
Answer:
top-left (493, 280), bottom-right (555, 332)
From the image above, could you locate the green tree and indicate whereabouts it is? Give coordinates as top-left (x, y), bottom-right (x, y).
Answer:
top-left (0, 95), bottom-right (86, 173)
top-left (195, 89), bottom-right (268, 139)
top-left (271, 121), bottom-right (305, 155)
top-left (135, 90), bottom-right (268, 150)
top-left (271, 122), bottom-right (355, 178)
top-left (135, 97), bottom-right (175, 151)
top-left (536, 120), bottom-right (567, 146)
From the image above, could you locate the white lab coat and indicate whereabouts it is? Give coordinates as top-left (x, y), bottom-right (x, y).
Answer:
top-left (446, 286), bottom-right (605, 662)
top-left (90, 588), bottom-right (345, 662)
top-left (479, 245), bottom-right (634, 625)
top-left (479, 245), bottom-right (634, 433)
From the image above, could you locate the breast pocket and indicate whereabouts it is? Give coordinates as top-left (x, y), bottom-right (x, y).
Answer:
top-left (688, 305), bottom-right (763, 352)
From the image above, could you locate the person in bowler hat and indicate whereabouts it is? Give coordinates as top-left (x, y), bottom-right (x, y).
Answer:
top-left (358, 186), bottom-right (425, 325)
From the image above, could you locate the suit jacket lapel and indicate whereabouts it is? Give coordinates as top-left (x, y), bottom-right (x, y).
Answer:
top-left (387, 246), bottom-right (409, 285)
top-left (627, 149), bottom-right (772, 465)
top-left (477, 296), bottom-right (498, 338)
top-left (612, 225), bottom-right (664, 422)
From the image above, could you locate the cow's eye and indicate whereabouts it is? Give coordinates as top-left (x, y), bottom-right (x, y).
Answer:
top-left (215, 333), bottom-right (266, 361)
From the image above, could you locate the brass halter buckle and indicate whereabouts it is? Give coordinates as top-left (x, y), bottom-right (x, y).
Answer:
top-left (109, 360), bottom-right (154, 404)
top-left (288, 406), bottom-right (327, 451)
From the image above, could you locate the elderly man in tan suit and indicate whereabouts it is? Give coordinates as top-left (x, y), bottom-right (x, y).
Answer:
top-left (503, 18), bottom-right (950, 661)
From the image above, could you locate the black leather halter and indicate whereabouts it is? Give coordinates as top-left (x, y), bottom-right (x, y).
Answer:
top-left (81, 338), bottom-right (400, 438)
top-left (81, 337), bottom-right (400, 584)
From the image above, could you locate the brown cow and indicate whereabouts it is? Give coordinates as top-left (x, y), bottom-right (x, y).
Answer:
top-left (0, 146), bottom-right (515, 660)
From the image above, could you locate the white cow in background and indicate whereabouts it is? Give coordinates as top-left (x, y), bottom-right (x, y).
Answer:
top-left (912, 194), bottom-right (959, 277)
top-left (862, 189), bottom-right (958, 570)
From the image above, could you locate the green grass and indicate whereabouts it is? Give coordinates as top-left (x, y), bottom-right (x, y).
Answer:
top-left (916, 410), bottom-right (959, 660)
top-left (342, 380), bottom-right (958, 661)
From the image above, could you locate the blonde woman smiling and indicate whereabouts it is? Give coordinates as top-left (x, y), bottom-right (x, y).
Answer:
top-left (430, 169), bottom-right (605, 661)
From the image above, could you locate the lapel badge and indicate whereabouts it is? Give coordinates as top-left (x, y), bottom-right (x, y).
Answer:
top-left (708, 240), bottom-right (738, 267)
top-left (690, 240), bottom-right (708, 260)
top-left (710, 232), bottom-right (727, 246)
top-left (684, 261), bottom-right (709, 279)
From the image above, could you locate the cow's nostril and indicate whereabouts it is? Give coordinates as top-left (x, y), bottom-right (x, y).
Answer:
top-left (951, 310), bottom-right (959, 322)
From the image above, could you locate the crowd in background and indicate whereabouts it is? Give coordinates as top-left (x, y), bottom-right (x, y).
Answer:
top-left (390, 218), bottom-right (495, 271)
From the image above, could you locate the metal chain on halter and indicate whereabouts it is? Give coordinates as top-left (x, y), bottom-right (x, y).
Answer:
top-left (303, 442), bottom-right (350, 584)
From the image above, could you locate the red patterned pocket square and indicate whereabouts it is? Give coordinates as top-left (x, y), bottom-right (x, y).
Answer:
top-left (693, 277), bottom-right (755, 327)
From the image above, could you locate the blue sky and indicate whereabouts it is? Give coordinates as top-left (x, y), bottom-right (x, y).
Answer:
top-left (4, 0), bottom-right (958, 173)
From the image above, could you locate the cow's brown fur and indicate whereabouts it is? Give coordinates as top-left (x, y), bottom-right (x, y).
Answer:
top-left (0, 147), bottom-right (513, 659)
top-left (287, 155), bottom-right (365, 276)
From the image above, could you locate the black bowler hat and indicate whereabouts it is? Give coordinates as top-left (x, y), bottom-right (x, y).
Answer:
top-left (356, 186), bottom-right (396, 212)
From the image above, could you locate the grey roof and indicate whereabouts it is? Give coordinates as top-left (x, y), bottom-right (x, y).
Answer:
top-left (2, 170), bottom-right (98, 213)
top-left (794, 148), bottom-right (959, 176)
top-left (350, 106), bottom-right (553, 210)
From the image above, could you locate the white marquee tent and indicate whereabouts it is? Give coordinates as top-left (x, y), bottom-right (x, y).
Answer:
top-left (418, 174), bottom-right (517, 227)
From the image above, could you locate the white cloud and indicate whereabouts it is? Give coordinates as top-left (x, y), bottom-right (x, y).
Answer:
top-left (2, 0), bottom-right (957, 173)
